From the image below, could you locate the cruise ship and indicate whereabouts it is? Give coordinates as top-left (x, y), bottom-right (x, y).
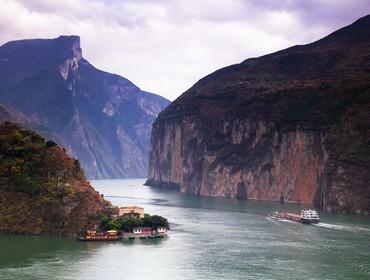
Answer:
top-left (268, 209), bottom-right (320, 224)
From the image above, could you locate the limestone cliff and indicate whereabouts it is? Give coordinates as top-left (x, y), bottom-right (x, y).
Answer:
top-left (147, 15), bottom-right (370, 214)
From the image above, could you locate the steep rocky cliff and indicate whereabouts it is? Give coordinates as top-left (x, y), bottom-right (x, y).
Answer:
top-left (0, 36), bottom-right (169, 178)
top-left (147, 15), bottom-right (370, 214)
top-left (0, 122), bottom-right (111, 235)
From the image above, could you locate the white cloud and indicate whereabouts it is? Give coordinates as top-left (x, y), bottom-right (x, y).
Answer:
top-left (0, 0), bottom-right (369, 100)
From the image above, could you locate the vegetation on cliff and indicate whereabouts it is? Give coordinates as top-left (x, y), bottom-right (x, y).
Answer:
top-left (0, 122), bottom-right (111, 235)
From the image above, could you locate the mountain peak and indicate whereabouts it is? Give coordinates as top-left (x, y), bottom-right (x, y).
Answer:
top-left (0, 34), bottom-right (170, 179)
top-left (0, 35), bottom-right (83, 61)
top-left (54, 35), bottom-right (82, 60)
top-left (56, 35), bottom-right (80, 43)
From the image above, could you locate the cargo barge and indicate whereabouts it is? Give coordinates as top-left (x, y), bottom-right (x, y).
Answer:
top-left (268, 209), bottom-right (320, 224)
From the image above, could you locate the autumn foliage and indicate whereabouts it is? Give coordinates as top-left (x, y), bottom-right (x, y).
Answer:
top-left (0, 122), bottom-right (110, 235)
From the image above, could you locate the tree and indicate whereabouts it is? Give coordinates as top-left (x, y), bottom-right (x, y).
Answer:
top-left (46, 140), bottom-right (57, 148)
top-left (119, 217), bottom-right (143, 232)
top-left (142, 214), bottom-right (169, 229)
top-left (105, 219), bottom-right (122, 230)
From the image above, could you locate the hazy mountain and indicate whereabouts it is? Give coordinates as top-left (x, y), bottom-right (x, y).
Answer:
top-left (147, 15), bottom-right (370, 214)
top-left (0, 35), bottom-right (170, 178)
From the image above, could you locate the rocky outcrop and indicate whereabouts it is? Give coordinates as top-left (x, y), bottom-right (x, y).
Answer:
top-left (147, 15), bottom-right (370, 214)
top-left (0, 36), bottom-right (169, 178)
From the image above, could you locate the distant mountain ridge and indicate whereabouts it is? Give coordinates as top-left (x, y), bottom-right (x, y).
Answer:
top-left (147, 15), bottom-right (370, 214)
top-left (0, 35), bottom-right (170, 178)
top-left (0, 100), bottom-right (69, 148)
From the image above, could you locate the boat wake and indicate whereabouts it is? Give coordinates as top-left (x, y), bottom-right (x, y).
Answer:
top-left (313, 222), bottom-right (370, 235)
top-left (267, 217), bottom-right (370, 275)
top-left (266, 217), bottom-right (282, 226)
top-left (266, 217), bottom-right (297, 224)
top-left (267, 217), bottom-right (370, 236)
top-left (312, 222), bottom-right (345, 230)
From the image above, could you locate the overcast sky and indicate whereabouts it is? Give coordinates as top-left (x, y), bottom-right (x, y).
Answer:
top-left (1, 0), bottom-right (370, 100)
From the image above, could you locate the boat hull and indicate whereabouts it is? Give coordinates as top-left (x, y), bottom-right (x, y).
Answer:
top-left (268, 212), bottom-right (320, 225)
top-left (301, 219), bottom-right (320, 224)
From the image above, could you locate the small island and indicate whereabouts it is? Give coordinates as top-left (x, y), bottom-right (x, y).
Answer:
top-left (78, 206), bottom-right (169, 241)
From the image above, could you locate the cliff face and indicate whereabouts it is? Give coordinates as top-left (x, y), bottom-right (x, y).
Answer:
top-left (0, 36), bottom-right (169, 178)
top-left (0, 122), bottom-right (111, 235)
top-left (147, 15), bottom-right (370, 214)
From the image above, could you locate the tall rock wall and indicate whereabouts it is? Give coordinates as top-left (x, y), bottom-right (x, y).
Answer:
top-left (147, 15), bottom-right (370, 214)
top-left (148, 118), bottom-right (326, 204)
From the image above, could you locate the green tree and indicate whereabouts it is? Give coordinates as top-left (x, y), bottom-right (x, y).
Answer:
top-left (142, 214), bottom-right (169, 229)
top-left (105, 219), bottom-right (122, 230)
top-left (119, 217), bottom-right (143, 232)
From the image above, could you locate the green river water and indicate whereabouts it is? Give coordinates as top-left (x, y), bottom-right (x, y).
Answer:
top-left (1, 179), bottom-right (370, 280)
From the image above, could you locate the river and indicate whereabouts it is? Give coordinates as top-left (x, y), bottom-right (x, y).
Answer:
top-left (1, 179), bottom-right (370, 279)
